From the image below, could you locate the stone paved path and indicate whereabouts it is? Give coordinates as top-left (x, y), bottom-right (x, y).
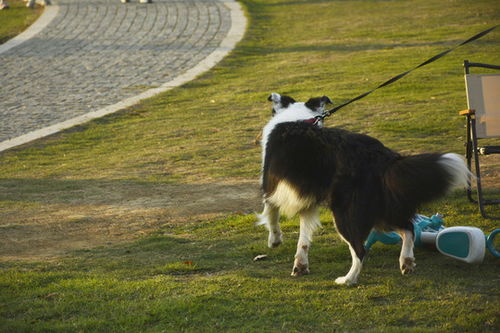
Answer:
top-left (0, 0), bottom-right (242, 145)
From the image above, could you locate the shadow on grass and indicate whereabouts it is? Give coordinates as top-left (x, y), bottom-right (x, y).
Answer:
top-left (0, 177), bottom-right (261, 212)
top-left (237, 40), bottom-right (497, 56)
top-left (55, 208), bottom-right (500, 285)
top-left (0, 177), bottom-right (262, 260)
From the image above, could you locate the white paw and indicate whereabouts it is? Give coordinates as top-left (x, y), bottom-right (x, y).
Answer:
top-left (291, 262), bottom-right (309, 276)
top-left (268, 231), bottom-right (282, 248)
top-left (335, 276), bottom-right (357, 286)
top-left (400, 257), bottom-right (416, 275)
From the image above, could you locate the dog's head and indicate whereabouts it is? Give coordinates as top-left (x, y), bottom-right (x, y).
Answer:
top-left (256, 93), bottom-right (333, 146)
top-left (267, 93), bottom-right (332, 117)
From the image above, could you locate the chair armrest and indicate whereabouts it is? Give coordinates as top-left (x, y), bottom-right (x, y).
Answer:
top-left (479, 146), bottom-right (500, 155)
top-left (459, 109), bottom-right (475, 116)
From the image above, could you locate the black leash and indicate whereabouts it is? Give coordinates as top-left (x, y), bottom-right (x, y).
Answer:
top-left (319, 25), bottom-right (498, 120)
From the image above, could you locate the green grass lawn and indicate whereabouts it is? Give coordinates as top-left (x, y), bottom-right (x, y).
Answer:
top-left (1, 0), bottom-right (499, 331)
top-left (1, 203), bottom-right (499, 332)
top-left (0, 0), bottom-right (43, 45)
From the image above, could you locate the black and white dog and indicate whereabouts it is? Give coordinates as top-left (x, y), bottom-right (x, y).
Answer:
top-left (258, 93), bottom-right (469, 285)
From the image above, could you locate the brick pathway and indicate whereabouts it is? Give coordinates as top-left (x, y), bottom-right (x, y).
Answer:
top-left (0, 0), bottom-right (241, 145)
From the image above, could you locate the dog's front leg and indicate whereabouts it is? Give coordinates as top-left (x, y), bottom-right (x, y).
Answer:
top-left (398, 229), bottom-right (416, 275)
top-left (292, 207), bottom-right (320, 276)
top-left (257, 201), bottom-right (282, 248)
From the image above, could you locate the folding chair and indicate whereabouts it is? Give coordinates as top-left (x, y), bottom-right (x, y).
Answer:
top-left (459, 60), bottom-right (500, 220)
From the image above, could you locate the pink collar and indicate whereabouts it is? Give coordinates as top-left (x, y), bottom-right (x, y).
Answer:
top-left (302, 118), bottom-right (321, 126)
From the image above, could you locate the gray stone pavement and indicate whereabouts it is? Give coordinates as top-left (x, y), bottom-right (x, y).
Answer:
top-left (0, 0), bottom-right (237, 143)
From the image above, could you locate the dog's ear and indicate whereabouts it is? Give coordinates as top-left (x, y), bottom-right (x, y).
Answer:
top-left (268, 92), bottom-right (281, 103)
top-left (268, 93), bottom-right (280, 115)
top-left (279, 95), bottom-right (296, 108)
top-left (305, 96), bottom-right (333, 112)
top-left (268, 93), bottom-right (296, 115)
top-left (321, 96), bottom-right (333, 105)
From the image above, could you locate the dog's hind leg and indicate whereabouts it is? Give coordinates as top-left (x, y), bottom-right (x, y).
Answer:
top-left (334, 240), bottom-right (365, 286)
top-left (331, 207), bottom-right (371, 285)
top-left (291, 206), bottom-right (321, 276)
top-left (257, 201), bottom-right (282, 248)
top-left (398, 229), bottom-right (416, 275)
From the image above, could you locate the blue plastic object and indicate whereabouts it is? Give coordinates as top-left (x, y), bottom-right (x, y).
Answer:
top-left (364, 214), bottom-right (500, 261)
top-left (364, 214), bottom-right (444, 250)
top-left (364, 230), bottom-right (400, 249)
top-left (412, 214), bottom-right (444, 247)
top-left (438, 231), bottom-right (470, 259)
top-left (486, 229), bottom-right (500, 258)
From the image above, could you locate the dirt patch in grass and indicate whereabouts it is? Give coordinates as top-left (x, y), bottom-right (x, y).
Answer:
top-left (0, 181), bottom-right (262, 261)
top-left (2, 156), bottom-right (497, 262)
top-left (1, 154), bottom-right (498, 263)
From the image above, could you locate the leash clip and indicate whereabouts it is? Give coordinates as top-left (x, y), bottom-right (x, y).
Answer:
top-left (314, 113), bottom-right (328, 125)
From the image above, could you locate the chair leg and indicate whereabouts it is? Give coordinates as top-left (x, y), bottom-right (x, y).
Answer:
top-left (465, 115), bottom-right (475, 203)
top-left (470, 118), bottom-right (500, 220)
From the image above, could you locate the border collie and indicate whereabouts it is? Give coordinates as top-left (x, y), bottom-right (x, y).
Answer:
top-left (258, 93), bottom-right (469, 285)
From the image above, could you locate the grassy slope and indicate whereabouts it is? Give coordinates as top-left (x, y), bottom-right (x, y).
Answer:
top-left (0, 0), bottom-right (43, 44)
top-left (1, 0), bottom-right (500, 331)
top-left (0, 1), bottom-right (499, 182)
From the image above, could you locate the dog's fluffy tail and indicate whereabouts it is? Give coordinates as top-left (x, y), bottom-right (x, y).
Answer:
top-left (438, 153), bottom-right (471, 189)
top-left (384, 153), bottom-right (470, 207)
